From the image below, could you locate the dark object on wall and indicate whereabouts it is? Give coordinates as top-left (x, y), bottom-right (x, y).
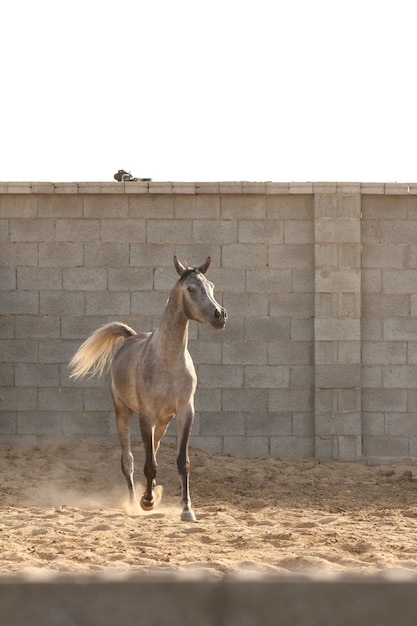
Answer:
top-left (114, 170), bottom-right (151, 182)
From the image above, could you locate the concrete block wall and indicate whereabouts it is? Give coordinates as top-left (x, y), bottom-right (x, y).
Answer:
top-left (1, 180), bottom-right (417, 462)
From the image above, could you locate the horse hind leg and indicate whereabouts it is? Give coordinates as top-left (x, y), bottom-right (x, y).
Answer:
top-left (114, 401), bottom-right (141, 516)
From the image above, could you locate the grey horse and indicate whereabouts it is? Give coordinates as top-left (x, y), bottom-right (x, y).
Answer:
top-left (69, 256), bottom-right (227, 521)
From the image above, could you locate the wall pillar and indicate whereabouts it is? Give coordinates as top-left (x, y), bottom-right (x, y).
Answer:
top-left (314, 190), bottom-right (362, 461)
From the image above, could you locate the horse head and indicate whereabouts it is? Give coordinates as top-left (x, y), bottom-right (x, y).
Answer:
top-left (174, 255), bottom-right (227, 329)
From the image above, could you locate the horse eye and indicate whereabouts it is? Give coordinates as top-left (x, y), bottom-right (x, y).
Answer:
top-left (187, 286), bottom-right (195, 293)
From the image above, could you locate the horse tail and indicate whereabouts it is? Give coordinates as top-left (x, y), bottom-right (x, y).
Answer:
top-left (69, 322), bottom-right (137, 380)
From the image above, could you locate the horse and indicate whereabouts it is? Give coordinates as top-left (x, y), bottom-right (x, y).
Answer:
top-left (69, 255), bottom-right (227, 522)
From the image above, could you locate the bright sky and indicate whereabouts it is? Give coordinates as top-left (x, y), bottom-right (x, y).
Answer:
top-left (1, 0), bottom-right (415, 183)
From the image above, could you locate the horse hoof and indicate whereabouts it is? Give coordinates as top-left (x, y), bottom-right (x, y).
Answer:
top-left (140, 496), bottom-right (154, 511)
top-left (181, 509), bottom-right (197, 522)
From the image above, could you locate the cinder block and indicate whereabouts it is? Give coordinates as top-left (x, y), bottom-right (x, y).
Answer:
top-left (222, 243), bottom-right (267, 268)
top-left (194, 388), bottom-right (221, 412)
top-left (315, 318), bottom-right (360, 341)
top-left (269, 389), bottom-right (313, 412)
top-left (0, 339), bottom-right (38, 363)
top-left (269, 294), bottom-right (313, 319)
top-left (267, 341), bottom-right (313, 366)
top-left (200, 412), bottom-right (245, 436)
top-left (40, 292), bottom-right (84, 316)
top-left (315, 435), bottom-right (337, 460)
top-left (83, 195), bottom-right (128, 218)
top-left (315, 412), bottom-right (361, 436)
top-left (0, 412), bottom-right (17, 433)
top-left (362, 244), bottom-right (405, 268)
top-left (193, 220), bottom-right (238, 244)
top-left (147, 219), bottom-right (192, 244)
top-left (383, 365), bottom-right (417, 388)
top-left (174, 195), bottom-right (220, 219)
top-left (130, 243), bottom-right (175, 267)
top-left (222, 342), bottom-right (267, 365)
top-left (0, 196), bottom-right (36, 217)
top-left (289, 365), bottom-right (314, 388)
top-left (10, 218), bottom-right (55, 241)
top-left (188, 340), bottom-right (221, 364)
top-left (223, 436), bottom-right (269, 457)
top-left (246, 269), bottom-right (291, 293)
top-left (0, 291), bottom-right (39, 315)
top-left (0, 386), bottom-right (38, 410)
top-left (383, 318), bottom-right (417, 341)
top-left (292, 413), bottom-right (315, 437)
top-left (62, 411), bottom-right (112, 436)
top-left (101, 219), bottom-right (146, 242)
top-left (315, 365), bottom-right (361, 388)
top-left (15, 364), bottom-right (60, 387)
top-left (63, 268), bottom-right (107, 291)
top-left (384, 269), bottom-right (417, 294)
top-left (198, 365), bottom-right (243, 388)
top-left (246, 413), bottom-right (292, 436)
top-left (284, 220), bottom-right (314, 244)
top-left (39, 242), bottom-right (84, 267)
top-left (56, 219), bottom-right (100, 242)
top-left (244, 365), bottom-right (289, 388)
top-left (385, 413), bottom-right (417, 437)
top-left (362, 413), bottom-right (385, 436)
top-left (270, 436), bottom-right (314, 457)
top-left (61, 316), bottom-right (107, 339)
top-left (85, 292), bottom-right (131, 316)
top-left (83, 388), bottom-right (113, 411)
top-left (128, 195), bottom-right (174, 218)
top-left (189, 435), bottom-right (223, 453)
top-left (268, 244), bottom-right (313, 269)
top-left (39, 339), bottom-right (80, 364)
top-left (0, 269), bottom-right (16, 290)
top-left (38, 387), bottom-right (83, 411)
top-left (37, 195), bottom-right (83, 217)
top-left (337, 435), bottom-right (362, 461)
top-left (238, 220), bottom-right (283, 244)
top-left (316, 268), bottom-right (360, 293)
top-left (15, 315), bottom-right (60, 338)
top-left (290, 318), bottom-right (314, 341)
top-left (17, 267), bottom-right (62, 291)
top-left (222, 389), bottom-right (268, 412)
top-left (220, 194), bottom-right (266, 219)
top-left (108, 268), bottom-right (153, 291)
top-left (17, 412), bottom-right (63, 435)
top-left (224, 293), bottom-right (269, 317)
top-left (363, 436), bottom-right (409, 457)
top-left (292, 268), bottom-right (314, 293)
top-left (315, 218), bottom-right (361, 243)
top-left (131, 291), bottom-right (169, 316)
top-left (83, 243), bottom-right (129, 267)
top-left (0, 242), bottom-right (38, 266)
top-left (362, 388), bottom-right (407, 412)
top-left (266, 194), bottom-right (313, 218)
top-left (0, 363), bottom-right (13, 385)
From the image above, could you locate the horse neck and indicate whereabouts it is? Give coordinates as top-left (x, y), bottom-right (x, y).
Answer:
top-left (154, 288), bottom-right (189, 363)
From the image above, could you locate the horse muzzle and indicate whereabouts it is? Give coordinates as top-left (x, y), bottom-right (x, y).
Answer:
top-left (213, 306), bottom-right (227, 329)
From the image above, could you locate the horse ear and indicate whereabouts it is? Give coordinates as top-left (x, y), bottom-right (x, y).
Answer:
top-left (174, 255), bottom-right (186, 276)
top-left (198, 256), bottom-right (211, 274)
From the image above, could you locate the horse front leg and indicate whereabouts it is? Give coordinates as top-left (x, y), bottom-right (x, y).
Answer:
top-left (139, 418), bottom-right (157, 511)
top-left (177, 404), bottom-right (196, 522)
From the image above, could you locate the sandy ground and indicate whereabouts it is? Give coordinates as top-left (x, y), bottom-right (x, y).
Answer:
top-left (1, 439), bottom-right (417, 578)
